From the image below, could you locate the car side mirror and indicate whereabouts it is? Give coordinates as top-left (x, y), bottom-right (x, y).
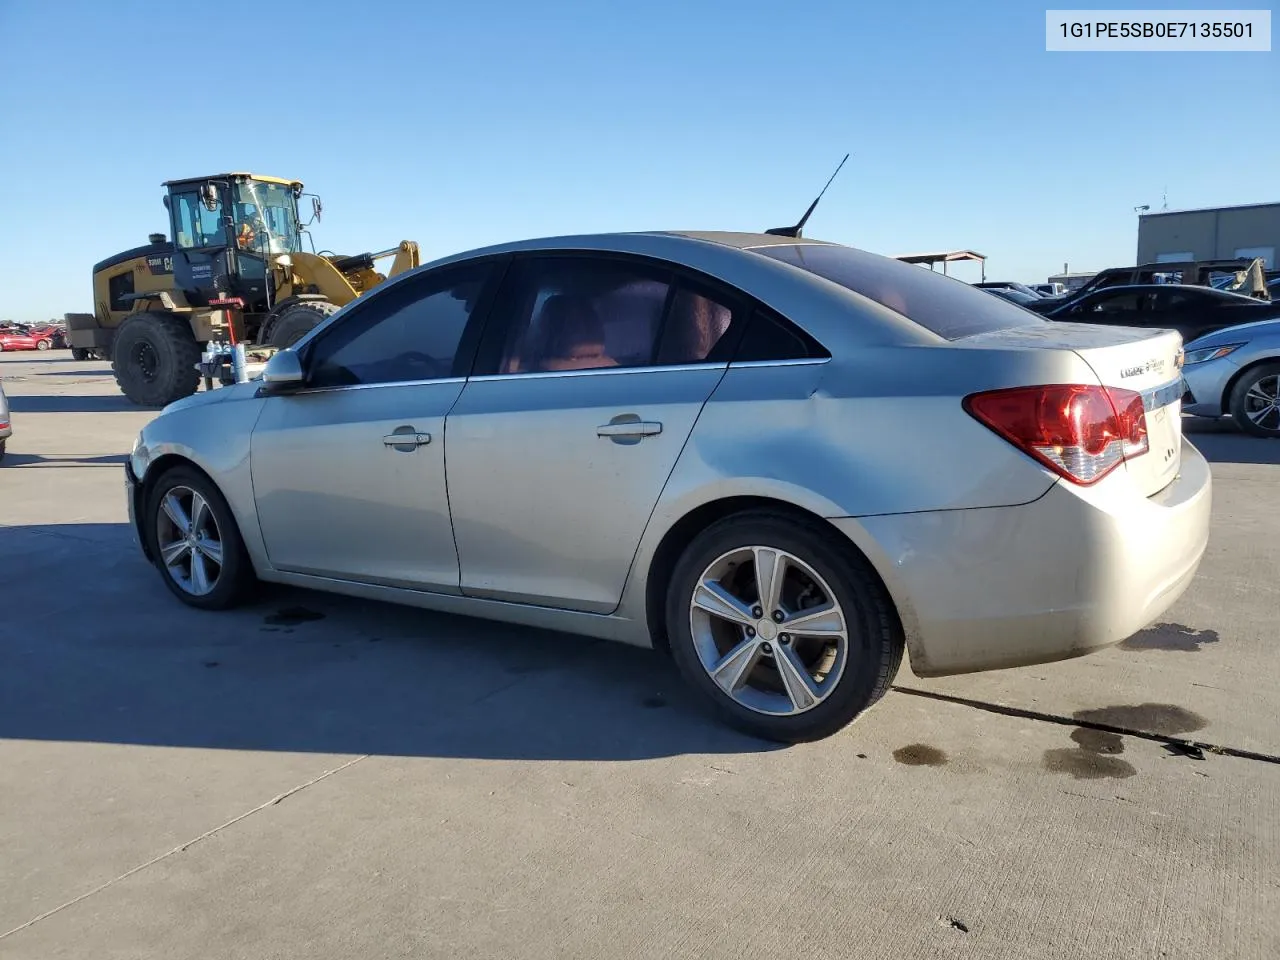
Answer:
top-left (261, 350), bottom-right (305, 394)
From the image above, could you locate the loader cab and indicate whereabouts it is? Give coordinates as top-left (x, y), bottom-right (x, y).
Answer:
top-left (162, 173), bottom-right (307, 312)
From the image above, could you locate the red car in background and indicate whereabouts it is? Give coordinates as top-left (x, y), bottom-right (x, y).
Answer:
top-left (0, 328), bottom-right (56, 352)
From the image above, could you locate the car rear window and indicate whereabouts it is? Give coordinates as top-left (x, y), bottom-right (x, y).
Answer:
top-left (753, 243), bottom-right (1046, 341)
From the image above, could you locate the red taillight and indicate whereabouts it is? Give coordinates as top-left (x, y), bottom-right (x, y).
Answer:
top-left (964, 384), bottom-right (1149, 485)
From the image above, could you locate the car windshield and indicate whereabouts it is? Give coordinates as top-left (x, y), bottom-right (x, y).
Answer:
top-left (232, 181), bottom-right (301, 255)
top-left (753, 243), bottom-right (1046, 340)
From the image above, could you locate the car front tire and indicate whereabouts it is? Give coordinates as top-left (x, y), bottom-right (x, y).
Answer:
top-left (664, 510), bottom-right (903, 743)
top-left (1229, 361), bottom-right (1280, 438)
top-left (143, 465), bottom-right (256, 610)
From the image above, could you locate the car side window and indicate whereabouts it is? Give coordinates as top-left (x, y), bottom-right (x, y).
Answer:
top-left (305, 264), bottom-right (492, 389)
top-left (1090, 292), bottom-right (1141, 313)
top-left (492, 257), bottom-right (673, 374)
top-left (655, 284), bottom-right (738, 364)
top-left (733, 306), bottom-right (830, 362)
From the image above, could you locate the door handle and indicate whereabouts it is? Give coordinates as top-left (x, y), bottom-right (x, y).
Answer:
top-left (597, 421), bottom-right (662, 438)
top-left (383, 429), bottom-right (431, 448)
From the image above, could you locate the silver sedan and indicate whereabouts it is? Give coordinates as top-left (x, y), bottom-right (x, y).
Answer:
top-left (126, 231), bottom-right (1212, 742)
top-left (1181, 318), bottom-right (1280, 437)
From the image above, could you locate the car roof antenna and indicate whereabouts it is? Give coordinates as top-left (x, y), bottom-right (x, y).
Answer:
top-left (765, 153), bottom-right (850, 238)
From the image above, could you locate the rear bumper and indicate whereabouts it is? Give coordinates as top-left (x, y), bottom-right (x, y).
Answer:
top-left (833, 438), bottom-right (1212, 677)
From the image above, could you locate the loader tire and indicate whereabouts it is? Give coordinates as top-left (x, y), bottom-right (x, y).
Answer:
top-left (264, 300), bottom-right (339, 349)
top-left (112, 312), bottom-right (202, 408)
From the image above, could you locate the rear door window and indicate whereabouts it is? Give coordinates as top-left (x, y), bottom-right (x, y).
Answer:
top-left (753, 243), bottom-right (1044, 341)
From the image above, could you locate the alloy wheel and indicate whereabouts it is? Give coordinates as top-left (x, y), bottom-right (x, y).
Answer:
top-left (154, 485), bottom-right (223, 596)
top-left (1243, 373), bottom-right (1280, 432)
top-left (688, 546), bottom-right (849, 716)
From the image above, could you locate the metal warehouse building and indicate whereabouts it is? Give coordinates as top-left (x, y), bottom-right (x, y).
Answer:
top-left (1137, 202), bottom-right (1279, 268)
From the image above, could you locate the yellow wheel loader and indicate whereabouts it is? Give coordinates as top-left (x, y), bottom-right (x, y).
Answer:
top-left (66, 173), bottom-right (419, 406)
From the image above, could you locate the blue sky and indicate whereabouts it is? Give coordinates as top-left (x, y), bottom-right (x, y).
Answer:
top-left (0, 0), bottom-right (1275, 321)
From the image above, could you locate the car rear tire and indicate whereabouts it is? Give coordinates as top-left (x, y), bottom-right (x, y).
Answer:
top-left (664, 510), bottom-right (903, 743)
top-left (144, 465), bottom-right (255, 610)
top-left (1229, 361), bottom-right (1280, 438)
top-left (0, 440), bottom-right (6, 463)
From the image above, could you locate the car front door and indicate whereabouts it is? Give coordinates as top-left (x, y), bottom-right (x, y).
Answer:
top-left (444, 254), bottom-right (744, 614)
top-left (249, 260), bottom-right (501, 590)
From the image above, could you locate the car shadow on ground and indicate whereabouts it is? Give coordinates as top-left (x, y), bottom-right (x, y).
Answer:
top-left (33, 368), bottom-right (115, 377)
top-left (4, 394), bottom-right (143, 414)
top-left (1, 452), bottom-right (127, 467)
top-left (1182, 417), bottom-right (1280, 466)
top-left (0, 523), bottom-right (779, 762)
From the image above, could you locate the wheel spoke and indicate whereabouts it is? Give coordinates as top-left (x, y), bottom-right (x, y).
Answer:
top-left (752, 547), bottom-right (787, 615)
top-left (1247, 402), bottom-right (1278, 425)
top-left (693, 578), bottom-right (755, 627)
top-left (160, 539), bottom-right (190, 566)
top-left (1246, 385), bottom-right (1275, 405)
top-left (710, 636), bottom-right (763, 694)
top-left (189, 492), bottom-right (210, 533)
top-left (780, 603), bottom-right (846, 639)
top-left (190, 551), bottom-right (212, 594)
top-left (161, 493), bottom-right (191, 534)
top-left (197, 538), bottom-right (223, 567)
top-left (774, 644), bottom-right (820, 712)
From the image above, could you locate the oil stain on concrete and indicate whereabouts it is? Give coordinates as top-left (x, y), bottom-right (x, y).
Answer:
top-left (1120, 622), bottom-right (1220, 653)
top-left (893, 744), bottom-right (948, 766)
top-left (1043, 729), bottom-right (1136, 780)
top-left (1044, 723), bottom-right (1135, 780)
top-left (1074, 703), bottom-right (1206, 738)
top-left (1042, 703), bottom-right (1207, 780)
top-left (264, 606), bottom-right (327, 627)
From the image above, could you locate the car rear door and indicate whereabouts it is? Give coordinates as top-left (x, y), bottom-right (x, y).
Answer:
top-left (444, 253), bottom-right (743, 614)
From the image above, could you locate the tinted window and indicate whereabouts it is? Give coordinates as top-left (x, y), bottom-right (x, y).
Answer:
top-left (493, 258), bottom-right (672, 374)
top-left (307, 265), bottom-right (490, 388)
top-left (734, 307), bottom-right (829, 362)
top-left (656, 286), bottom-right (737, 364)
top-left (1086, 291), bottom-right (1144, 313)
top-left (754, 243), bottom-right (1044, 340)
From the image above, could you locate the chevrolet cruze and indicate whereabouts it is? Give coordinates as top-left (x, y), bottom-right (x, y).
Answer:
top-left (126, 231), bottom-right (1212, 742)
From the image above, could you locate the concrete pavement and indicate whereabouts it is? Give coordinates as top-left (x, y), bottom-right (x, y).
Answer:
top-left (2, 351), bottom-right (1278, 959)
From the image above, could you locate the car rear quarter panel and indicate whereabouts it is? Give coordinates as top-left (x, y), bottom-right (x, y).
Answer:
top-left (615, 343), bottom-right (1097, 638)
top-left (673, 345), bottom-right (1098, 518)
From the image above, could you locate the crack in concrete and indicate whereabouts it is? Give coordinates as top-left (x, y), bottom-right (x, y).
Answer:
top-left (0, 755), bottom-right (369, 942)
top-left (891, 685), bottom-right (1280, 765)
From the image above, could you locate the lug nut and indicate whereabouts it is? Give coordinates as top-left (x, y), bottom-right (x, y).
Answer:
top-left (746, 627), bottom-right (756, 637)
top-left (752, 606), bottom-right (763, 618)
top-left (761, 642), bottom-right (773, 655)
top-left (780, 634), bottom-right (791, 645)
top-left (772, 610), bottom-right (785, 623)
